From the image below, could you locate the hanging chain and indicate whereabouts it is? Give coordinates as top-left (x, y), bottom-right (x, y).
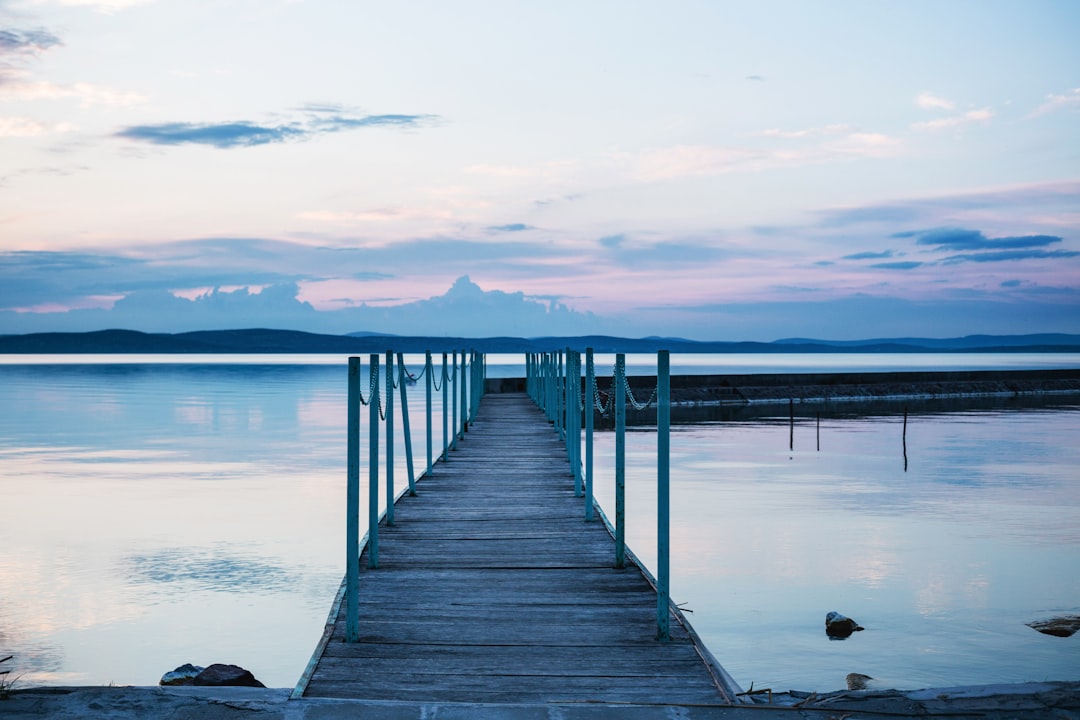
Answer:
top-left (623, 370), bottom-right (658, 410)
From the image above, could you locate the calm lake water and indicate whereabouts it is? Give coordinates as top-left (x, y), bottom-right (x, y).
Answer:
top-left (1, 353), bottom-right (1078, 692)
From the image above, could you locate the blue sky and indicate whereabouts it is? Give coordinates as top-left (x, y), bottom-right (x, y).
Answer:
top-left (1, 0), bottom-right (1078, 340)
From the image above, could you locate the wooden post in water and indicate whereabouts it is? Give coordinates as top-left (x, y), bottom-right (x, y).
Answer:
top-left (903, 406), bottom-right (908, 472)
top-left (585, 348), bottom-right (595, 522)
top-left (398, 353), bottom-right (417, 496)
top-left (345, 357), bottom-right (361, 642)
top-left (614, 353), bottom-right (626, 569)
top-left (367, 355), bottom-right (380, 569)
top-left (789, 397), bottom-right (794, 451)
top-left (385, 351), bottom-right (395, 526)
top-left (656, 350), bottom-right (671, 641)
top-left (817, 412), bottom-right (821, 452)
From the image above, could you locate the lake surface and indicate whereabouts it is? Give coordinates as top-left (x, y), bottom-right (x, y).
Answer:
top-left (1, 353), bottom-right (1078, 692)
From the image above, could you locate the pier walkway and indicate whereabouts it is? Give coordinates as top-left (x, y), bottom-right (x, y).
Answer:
top-left (297, 391), bottom-right (738, 705)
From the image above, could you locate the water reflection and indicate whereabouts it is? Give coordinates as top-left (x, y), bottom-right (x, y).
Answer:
top-left (2, 361), bottom-right (1078, 692)
top-left (591, 401), bottom-right (1080, 691)
top-left (123, 545), bottom-right (299, 595)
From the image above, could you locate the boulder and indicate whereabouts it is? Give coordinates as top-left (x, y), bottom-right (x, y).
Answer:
top-left (160, 663), bottom-right (204, 686)
top-left (1027, 616), bottom-right (1080, 638)
top-left (191, 663), bottom-right (265, 688)
top-left (825, 610), bottom-right (864, 638)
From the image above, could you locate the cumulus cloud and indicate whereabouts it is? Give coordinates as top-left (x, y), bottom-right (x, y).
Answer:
top-left (115, 109), bottom-right (436, 149)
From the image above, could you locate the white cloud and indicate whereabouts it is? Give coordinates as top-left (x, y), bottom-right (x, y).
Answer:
top-left (911, 108), bottom-right (993, 131)
top-left (1029, 88), bottom-right (1080, 118)
top-left (39, 0), bottom-right (154, 12)
top-left (757, 124), bottom-right (852, 139)
top-left (626, 144), bottom-right (763, 181)
top-left (916, 92), bottom-right (955, 110)
top-left (0, 72), bottom-right (146, 107)
top-left (0, 115), bottom-right (77, 136)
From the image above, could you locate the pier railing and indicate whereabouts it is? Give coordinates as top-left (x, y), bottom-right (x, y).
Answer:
top-left (344, 350), bottom-right (483, 643)
top-left (527, 349), bottom-right (674, 641)
top-left (340, 348), bottom-right (676, 643)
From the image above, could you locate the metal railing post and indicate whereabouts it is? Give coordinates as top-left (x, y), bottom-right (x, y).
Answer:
top-left (556, 350), bottom-right (565, 440)
top-left (571, 350), bottom-right (582, 496)
top-left (398, 353), bottom-right (417, 496)
top-left (614, 353), bottom-right (626, 569)
top-left (657, 350), bottom-right (671, 641)
top-left (585, 348), bottom-right (595, 522)
top-left (460, 349), bottom-right (468, 436)
top-left (451, 351), bottom-right (459, 451)
top-left (367, 355), bottom-right (380, 569)
top-left (385, 350), bottom-right (395, 526)
top-left (425, 351), bottom-right (433, 476)
top-left (441, 353), bottom-right (449, 460)
top-left (345, 357), bottom-right (361, 642)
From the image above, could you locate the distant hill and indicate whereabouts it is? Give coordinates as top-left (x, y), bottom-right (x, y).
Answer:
top-left (1, 329), bottom-right (1079, 354)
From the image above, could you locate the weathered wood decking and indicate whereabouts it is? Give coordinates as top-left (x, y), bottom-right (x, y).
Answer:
top-left (298, 392), bottom-right (737, 705)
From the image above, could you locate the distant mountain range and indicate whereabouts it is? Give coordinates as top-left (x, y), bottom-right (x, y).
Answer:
top-left (1, 329), bottom-right (1079, 354)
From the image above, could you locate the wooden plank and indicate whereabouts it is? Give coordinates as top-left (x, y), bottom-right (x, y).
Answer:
top-left (300, 392), bottom-right (734, 705)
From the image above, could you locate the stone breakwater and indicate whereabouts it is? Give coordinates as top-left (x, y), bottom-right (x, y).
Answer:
top-left (488, 368), bottom-right (1080, 406)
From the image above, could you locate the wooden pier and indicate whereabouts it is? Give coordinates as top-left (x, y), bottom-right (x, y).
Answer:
top-left (297, 391), bottom-right (739, 705)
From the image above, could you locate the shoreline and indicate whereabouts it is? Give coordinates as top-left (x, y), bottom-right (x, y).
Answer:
top-left (5, 681), bottom-right (1080, 718)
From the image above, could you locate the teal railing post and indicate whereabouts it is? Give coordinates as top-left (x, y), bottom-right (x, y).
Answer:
top-left (441, 352), bottom-right (449, 460)
top-left (460, 349), bottom-right (468, 436)
top-left (546, 353), bottom-right (555, 424)
top-left (585, 348), bottom-right (595, 522)
top-left (451, 351), bottom-right (459, 451)
top-left (398, 353), bottom-right (417, 496)
top-left (368, 355), bottom-right (380, 569)
top-left (345, 357), bottom-right (361, 642)
top-left (557, 350), bottom-right (565, 440)
top-left (657, 350), bottom-right (671, 641)
top-left (614, 353), bottom-right (626, 569)
top-left (571, 350), bottom-right (582, 496)
top-left (385, 350), bottom-right (395, 526)
top-left (425, 351), bottom-right (433, 476)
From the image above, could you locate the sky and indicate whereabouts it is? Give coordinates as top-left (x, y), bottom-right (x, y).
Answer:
top-left (1, 0), bottom-right (1078, 341)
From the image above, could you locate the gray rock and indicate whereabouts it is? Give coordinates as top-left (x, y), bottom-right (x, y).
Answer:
top-left (1027, 616), bottom-right (1080, 638)
top-left (825, 610), bottom-right (864, 638)
top-left (192, 663), bottom-right (265, 688)
top-left (159, 663), bottom-right (204, 686)
top-left (847, 672), bottom-right (874, 690)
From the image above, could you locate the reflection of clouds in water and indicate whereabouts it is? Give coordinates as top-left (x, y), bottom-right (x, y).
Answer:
top-left (123, 546), bottom-right (297, 595)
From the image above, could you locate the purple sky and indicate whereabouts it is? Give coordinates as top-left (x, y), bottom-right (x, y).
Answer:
top-left (2, 1), bottom-right (1078, 340)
